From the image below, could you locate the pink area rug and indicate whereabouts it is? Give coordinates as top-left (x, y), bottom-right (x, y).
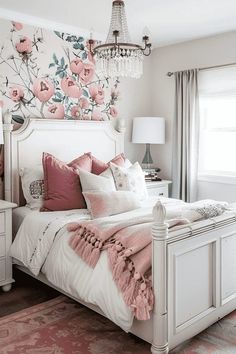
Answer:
top-left (0, 295), bottom-right (235, 354)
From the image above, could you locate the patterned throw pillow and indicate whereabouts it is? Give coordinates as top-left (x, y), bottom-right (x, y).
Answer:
top-left (110, 162), bottom-right (148, 201)
top-left (20, 166), bottom-right (44, 209)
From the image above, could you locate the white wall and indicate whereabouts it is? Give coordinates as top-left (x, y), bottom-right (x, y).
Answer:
top-left (149, 31), bottom-right (236, 201)
top-left (117, 56), bottom-right (152, 164)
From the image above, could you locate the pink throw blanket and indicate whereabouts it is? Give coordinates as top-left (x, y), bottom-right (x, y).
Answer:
top-left (68, 200), bottom-right (228, 320)
top-left (68, 211), bottom-right (155, 321)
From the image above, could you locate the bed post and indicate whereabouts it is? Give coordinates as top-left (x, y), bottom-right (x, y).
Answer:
top-left (151, 201), bottom-right (169, 354)
top-left (3, 110), bottom-right (13, 202)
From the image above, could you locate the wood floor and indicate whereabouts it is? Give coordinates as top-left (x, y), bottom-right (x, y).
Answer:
top-left (0, 268), bottom-right (59, 317)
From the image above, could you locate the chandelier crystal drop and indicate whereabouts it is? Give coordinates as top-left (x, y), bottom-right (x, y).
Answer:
top-left (89, 0), bottom-right (152, 79)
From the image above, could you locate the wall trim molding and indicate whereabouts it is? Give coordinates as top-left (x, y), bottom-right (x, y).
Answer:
top-left (0, 7), bottom-right (104, 40)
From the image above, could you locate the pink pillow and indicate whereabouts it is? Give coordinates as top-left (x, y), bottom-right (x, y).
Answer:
top-left (68, 153), bottom-right (92, 171)
top-left (83, 190), bottom-right (140, 218)
top-left (42, 152), bottom-right (92, 211)
top-left (86, 153), bottom-right (126, 175)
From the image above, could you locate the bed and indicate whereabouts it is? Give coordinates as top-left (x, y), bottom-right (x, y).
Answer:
top-left (3, 113), bottom-right (236, 354)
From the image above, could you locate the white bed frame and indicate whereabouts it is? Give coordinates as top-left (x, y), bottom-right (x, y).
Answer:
top-left (3, 112), bottom-right (236, 353)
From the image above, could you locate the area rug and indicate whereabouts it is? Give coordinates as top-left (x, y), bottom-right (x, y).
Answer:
top-left (0, 295), bottom-right (235, 354)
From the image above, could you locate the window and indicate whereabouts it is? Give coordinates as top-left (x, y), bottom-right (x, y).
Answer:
top-left (198, 67), bottom-right (236, 179)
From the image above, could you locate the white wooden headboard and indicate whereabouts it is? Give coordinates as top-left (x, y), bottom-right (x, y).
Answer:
top-left (3, 114), bottom-right (125, 205)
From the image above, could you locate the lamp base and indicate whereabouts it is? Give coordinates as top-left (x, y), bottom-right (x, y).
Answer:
top-left (142, 143), bottom-right (153, 169)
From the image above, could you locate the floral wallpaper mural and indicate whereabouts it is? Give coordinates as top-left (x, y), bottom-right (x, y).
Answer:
top-left (0, 19), bottom-right (120, 124)
top-left (0, 18), bottom-right (120, 198)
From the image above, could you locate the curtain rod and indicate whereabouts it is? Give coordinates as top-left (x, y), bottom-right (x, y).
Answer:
top-left (167, 62), bottom-right (236, 77)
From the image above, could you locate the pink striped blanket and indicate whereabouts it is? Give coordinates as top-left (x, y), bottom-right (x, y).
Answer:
top-left (68, 200), bottom-right (227, 320)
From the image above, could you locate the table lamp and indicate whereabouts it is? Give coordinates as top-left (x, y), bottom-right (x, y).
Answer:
top-left (132, 117), bottom-right (165, 169)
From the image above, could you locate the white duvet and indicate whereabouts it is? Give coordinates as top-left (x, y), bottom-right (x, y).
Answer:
top-left (10, 197), bottom-right (184, 331)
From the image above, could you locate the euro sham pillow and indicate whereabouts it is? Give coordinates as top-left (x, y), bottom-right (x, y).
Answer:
top-left (79, 168), bottom-right (116, 192)
top-left (42, 152), bottom-right (92, 211)
top-left (86, 153), bottom-right (126, 175)
top-left (83, 190), bottom-right (141, 219)
top-left (20, 166), bottom-right (44, 209)
top-left (110, 161), bottom-right (148, 200)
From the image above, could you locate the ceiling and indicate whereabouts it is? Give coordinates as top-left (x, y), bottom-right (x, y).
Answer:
top-left (0, 0), bottom-right (236, 47)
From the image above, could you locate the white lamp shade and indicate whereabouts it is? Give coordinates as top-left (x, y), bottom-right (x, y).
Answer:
top-left (132, 117), bottom-right (165, 144)
top-left (0, 108), bottom-right (4, 144)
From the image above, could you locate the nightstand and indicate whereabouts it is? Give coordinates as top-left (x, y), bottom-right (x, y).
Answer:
top-left (146, 180), bottom-right (172, 198)
top-left (0, 200), bottom-right (17, 292)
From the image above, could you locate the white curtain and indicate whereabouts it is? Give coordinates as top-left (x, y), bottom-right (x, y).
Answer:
top-left (172, 69), bottom-right (200, 202)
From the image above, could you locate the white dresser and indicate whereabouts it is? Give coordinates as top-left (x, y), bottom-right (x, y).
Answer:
top-left (0, 200), bottom-right (17, 292)
top-left (146, 180), bottom-right (172, 198)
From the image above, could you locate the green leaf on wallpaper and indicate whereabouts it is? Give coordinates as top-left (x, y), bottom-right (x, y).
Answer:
top-left (54, 31), bottom-right (63, 39)
top-left (59, 71), bottom-right (66, 78)
top-left (78, 37), bottom-right (84, 42)
top-left (82, 52), bottom-right (87, 60)
top-left (52, 98), bottom-right (62, 103)
top-left (82, 89), bottom-right (89, 98)
top-left (49, 63), bottom-right (55, 68)
top-left (60, 57), bottom-right (65, 67)
top-left (73, 43), bottom-right (80, 50)
top-left (12, 115), bottom-right (24, 124)
top-left (55, 91), bottom-right (63, 98)
top-left (66, 35), bottom-right (77, 42)
top-left (53, 53), bottom-right (59, 65)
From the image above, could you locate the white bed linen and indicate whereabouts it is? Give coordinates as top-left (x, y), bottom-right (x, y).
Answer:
top-left (10, 208), bottom-right (135, 330)
top-left (10, 197), bottom-right (184, 331)
top-left (12, 206), bottom-right (33, 236)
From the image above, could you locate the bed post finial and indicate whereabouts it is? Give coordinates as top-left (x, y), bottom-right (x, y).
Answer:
top-left (153, 200), bottom-right (166, 225)
top-left (3, 110), bottom-right (14, 202)
top-left (151, 200), bottom-right (169, 354)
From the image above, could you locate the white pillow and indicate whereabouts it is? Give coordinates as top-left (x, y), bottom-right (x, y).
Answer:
top-left (110, 161), bottom-right (148, 200)
top-left (79, 168), bottom-right (116, 192)
top-left (20, 166), bottom-right (44, 209)
top-left (124, 158), bottom-right (132, 168)
top-left (83, 190), bottom-right (141, 219)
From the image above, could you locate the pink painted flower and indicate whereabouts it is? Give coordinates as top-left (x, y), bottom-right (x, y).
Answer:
top-left (0, 100), bottom-right (3, 108)
top-left (9, 86), bottom-right (24, 102)
top-left (61, 77), bottom-right (82, 98)
top-left (83, 115), bottom-right (91, 120)
top-left (33, 78), bottom-right (55, 102)
top-left (15, 36), bottom-right (32, 54)
top-left (70, 58), bottom-right (84, 75)
top-left (47, 104), bottom-right (65, 119)
top-left (12, 21), bottom-right (23, 31)
top-left (71, 106), bottom-right (80, 119)
top-left (89, 84), bottom-right (105, 105)
top-left (109, 105), bottom-right (118, 118)
top-left (80, 63), bottom-right (95, 84)
top-left (91, 109), bottom-right (102, 121)
top-left (79, 97), bottom-right (89, 109)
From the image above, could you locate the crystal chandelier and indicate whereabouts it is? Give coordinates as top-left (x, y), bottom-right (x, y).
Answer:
top-left (89, 0), bottom-right (152, 79)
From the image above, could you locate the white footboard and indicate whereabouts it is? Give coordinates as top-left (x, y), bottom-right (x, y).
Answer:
top-left (151, 202), bottom-right (236, 353)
